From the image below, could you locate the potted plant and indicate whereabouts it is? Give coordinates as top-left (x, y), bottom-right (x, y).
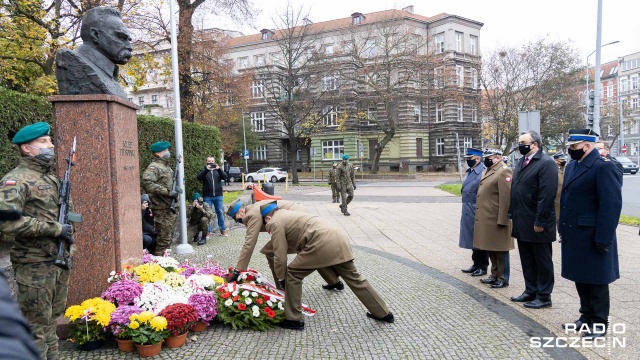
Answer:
top-left (188, 293), bottom-right (218, 331)
top-left (101, 279), bottom-right (143, 306)
top-left (158, 303), bottom-right (198, 348)
top-left (64, 298), bottom-right (116, 350)
top-left (128, 311), bottom-right (170, 357)
top-left (106, 305), bottom-right (144, 352)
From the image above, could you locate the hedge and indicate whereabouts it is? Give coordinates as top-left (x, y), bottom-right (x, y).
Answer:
top-left (0, 88), bottom-right (221, 201)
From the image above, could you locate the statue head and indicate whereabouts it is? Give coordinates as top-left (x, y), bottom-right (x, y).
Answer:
top-left (80, 7), bottom-right (132, 65)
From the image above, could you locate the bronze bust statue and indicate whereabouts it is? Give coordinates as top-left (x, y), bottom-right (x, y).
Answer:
top-left (55, 7), bottom-right (133, 100)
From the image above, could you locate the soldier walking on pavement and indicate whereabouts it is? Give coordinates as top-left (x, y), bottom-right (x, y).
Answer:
top-left (0, 122), bottom-right (78, 359)
top-left (260, 202), bottom-right (394, 330)
top-left (337, 154), bottom-right (356, 216)
top-left (328, 162), bottom-right (340, 203)
top-left (141, 141), bottom-right (182, 255)
top-left (226, 199), bottom-right (344, 291)
top-left (186, 192), bottom-right (213, 246)
top-left (560, 129), bottom-right (622, 339)
top-left (459, 148), bottom-right (489, 277)
top-left (474, 147), bottom-right (514, 289)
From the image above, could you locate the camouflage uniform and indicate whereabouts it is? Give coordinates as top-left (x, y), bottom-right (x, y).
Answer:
top-left (0, 156), bottom-right (74, 360)
top-left (337, 160), bottom-right (356, 214)
top-left (186, 201), bottom-right (213, 242)
top-left (141, 157), bottom-right (177, 256)
top-left (328, 167), bottom-right (340, 203)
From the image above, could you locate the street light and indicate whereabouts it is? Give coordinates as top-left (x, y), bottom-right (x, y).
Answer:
top-left (585, 40), bottom-right (620, 94)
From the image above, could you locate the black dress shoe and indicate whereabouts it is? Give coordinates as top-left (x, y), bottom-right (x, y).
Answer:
top-left (461, 266), bottom-right (478, 273)
top-left (524, 298), bottom-right (552, 309)
top-left (562, 320), bottom-right (584, 330)
top-left (366, 311), bottom-right (394, 323)
top-left (480, 277), bottom-right (497, 284)
top-left (471, 269), bottom-right (487, 277)
top-left (322, 281), bottom-right (345, 291)
top-left (491, 280), bottom-right (508, 288)
top-left (277, 319), bottom-right (305, 330)
top-left (511, 293), bottom-right (536, 302)
top-left (582, 328), bottom-right (606, 340)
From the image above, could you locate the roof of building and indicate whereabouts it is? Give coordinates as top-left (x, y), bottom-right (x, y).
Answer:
top-left (587, 60), bottom-right (618, 81)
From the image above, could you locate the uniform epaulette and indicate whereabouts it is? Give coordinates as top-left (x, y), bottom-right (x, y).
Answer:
top-left (600, 157), bottom-right (610, 162)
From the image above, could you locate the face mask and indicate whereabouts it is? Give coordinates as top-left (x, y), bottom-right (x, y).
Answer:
top-left (35, 147), bottom-right (55, 162)
top-left (483, 158), bottom-right (493, 168)
top-left (518, 144), bottom-right (531, 156)
top-left (162, 151), bottom-right (170, 159)
top-left (558, 161), bottom-right (566, 167)
top-left (234, 217), bottom-right (243, 224)
top-left (568, 147), bottom-right (585, 161)
top-left (466, 159), bottom-right (477, 168)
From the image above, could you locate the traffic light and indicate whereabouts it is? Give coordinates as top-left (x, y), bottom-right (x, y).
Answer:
top-left (586, 89), bottom-right (595, 128)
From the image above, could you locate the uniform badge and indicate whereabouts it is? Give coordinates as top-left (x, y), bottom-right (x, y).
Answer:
top-left (149, 166), bottom-right (156, 170)
top-left (505, 176), bottom-right (512, 182)
top-left (3, 180), bottom-right (16, 186)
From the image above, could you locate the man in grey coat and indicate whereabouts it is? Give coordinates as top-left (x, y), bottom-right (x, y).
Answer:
top-left (459, 148), bottom-right (488, 277)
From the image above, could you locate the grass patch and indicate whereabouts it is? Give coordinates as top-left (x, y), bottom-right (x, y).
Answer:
top-left (436, 184), bottom-right (462, 196)
top-left (222, 190), bottom-right (243, 204)
top-left (619, 215), bottom-right (640, 226)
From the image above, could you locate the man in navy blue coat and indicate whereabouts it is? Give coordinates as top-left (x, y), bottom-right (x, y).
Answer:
top-left (559, 129), bottom-right (621, 339)
top-left (459, 148), bottom-right (488, 276)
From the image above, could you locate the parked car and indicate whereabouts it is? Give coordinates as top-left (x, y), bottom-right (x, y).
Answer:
top-left (612, 156), bottom-right (639, 174)
top-left (244, 167), bottom-right (288, 183)
top-left (227, 167), bottom-right (243, 183)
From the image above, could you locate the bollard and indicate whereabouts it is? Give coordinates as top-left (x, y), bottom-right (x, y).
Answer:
top-left (241, 173), bottom-right (244, 189)
top-left (285, 173), bottom-right (288, 193)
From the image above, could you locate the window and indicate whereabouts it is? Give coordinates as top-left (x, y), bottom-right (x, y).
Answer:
top-left (324, 44), bottom-right (334, 56)
top-left (471, 104), bottom-right (478, 122)
top-left (469, 35), bottom-right (477, 55)
top-left (138, 96), bottom-right (145, 106)
top-left (436, 138), bottom-right (445, 156)
top-left (251, 80), bottom-right (264, 98)
top-left (250, 112), bottom-right (265, 132)
top-left (457, 103), bottom-right (464, 122)
top-left (270, 52), bottom-right (282, 65)
top-left (464, 137), bottom-right (472, 149)
top-left (621, 78), bottom-right (628, 92)
top-left (632, 76), bottom-right (638, 90)
top-left (435, 33), bottom-right (444, 53)
top-left (253, 145), bottom-right (267, 160)
top-left (365, 39), bottom-right (376, 57)
top-left (323, 106), bottom-right (339, 126)
top-left (128, 97), bottom-right (133, 103)
top-left (322, 140), bottom-right (344, 160)
top-left (434, 67), bottom-right (444, 88)
top-left (413, 104), bottom-right (421, 123)
top-left (151, 95), bottom-right (158, 105)
top-left (470, 68), bottom-right (478, 89)
top-left (607, 84), bottom-right (613, 98)
top-left (632, 97), bottom-right (639, 109)
top-left (436, 103), bottom-right (444, 122)
top-left (367, 107), bottom-right (376, 124)
top-left (416, 138), bottom-right (423, 157)
top-left (456, 65), bottom-right (464, 87)
top-left (321, 75), bottom-right (338, 91)
top-left (254, 54), bottom-right (265, 66)
top-left (455, 32), bottom-right (463, 52)
top-left (238, 57), bottom-right (249, 69)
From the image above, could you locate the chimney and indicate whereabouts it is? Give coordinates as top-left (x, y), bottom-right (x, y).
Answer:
top-left (402, 5), bottom-right (414, 14)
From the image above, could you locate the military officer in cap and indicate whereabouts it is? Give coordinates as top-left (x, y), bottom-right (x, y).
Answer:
top-left (226, 199), bottom-right (344, 291)
top-left (337, 154), bottom-right (356, 215)
top-left (0, 122), bottom-right (78, 359)
top-left (141, 141), bottom-right (182, 255)
top-left (459, 148), bottom-right (489, 277)
top-left (260, 202), bottom-right (393, 330)
top-left (186, 192), bottom-right (213, 246)
top-left (473, 147), bottom-right (514, 289)
top-left (553, 152), bottom-right (567, 225)
top-left (560, 129), bottom-right (621, 339)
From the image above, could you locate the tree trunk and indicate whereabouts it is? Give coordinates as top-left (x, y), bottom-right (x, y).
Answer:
top-left (370, 131), bottom-right (394, 175)
top-left (288, 135), bottom-right (299, 184)
top-left (177, 3), bottom-right (195, 123)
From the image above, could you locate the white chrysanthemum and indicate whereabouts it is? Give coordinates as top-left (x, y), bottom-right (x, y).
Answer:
top-left (242, 290), bottom-right (250, 297)
top-left (244, 298), bottom-right (252, 305)
top-left (224, 299), bottom-right (233, 307)
top-left (154, 256), bottom-right (180, 270)
top-left (187, 274), bottom-right (215, 289)
top-left (266, 300), bottom-right (273, 307)
top-left (252, 305), bottom-right (259, 312)
top-left (277, 302), bottom-right (284, 310)
top-left (232, 291), bottom-right (238, 297)
top-left (251, 292), bottom-right (258, 297)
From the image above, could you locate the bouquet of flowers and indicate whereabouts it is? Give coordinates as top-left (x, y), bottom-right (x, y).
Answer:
top-left (128, 311), bottom-right (170, 345)
top-left (101, 280), bottom-right (143, 306)
top-left (107, 305), bottom-right (144, 339)
top-left (134, 263), bottom-right (167, 284)
top-left (188, 293), bottom-right (218, 325)
top-left (158, 303), bottom-right (198, 336)
top-left (64, 298), bottom-right (116, 345)
top-left (216, 279), bottom-right (285, 331)
top-left (135, 282), bottom-right (187, 313)
top-left (142, 250), bottom-right (155, 264)
top-left (186, 274), bottom-right (216, 291)
top-left (154, 255), bottom-right (180, 272)
top-left (161, 272), bottom-right (186, 288)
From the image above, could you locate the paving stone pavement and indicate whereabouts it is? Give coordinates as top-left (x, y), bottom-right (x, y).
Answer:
top-left (59, 182), bottom-right (635, 359)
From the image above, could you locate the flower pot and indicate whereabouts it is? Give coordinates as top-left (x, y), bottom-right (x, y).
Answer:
top-left (164, 332), bottom-right (187, 348)
top-left (135, 342), bottom-right (162, 357)
top-left (78, 339), bottom-right (105, 351)
top-left (192, 321), bottom-right (208, 332)
top-left (116, 338), bottom-right (135, 352)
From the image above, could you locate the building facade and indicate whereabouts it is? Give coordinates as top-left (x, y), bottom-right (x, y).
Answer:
top-left (616, 52), bottom-right (640, 159)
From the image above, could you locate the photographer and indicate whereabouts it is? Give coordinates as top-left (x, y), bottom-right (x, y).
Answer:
top-left (140, 194), bottom-right (157, 254)
top-left (196, 156), bottom-right (228, 236)
top-left (187, 193), bottom-right (214, 245)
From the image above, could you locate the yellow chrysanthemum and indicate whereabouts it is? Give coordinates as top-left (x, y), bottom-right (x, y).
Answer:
top-left (129, 313), bottom-right (139, 322)
top-left (211, 275), bottom-right (225, 285)
top-left (134, 263), bottom-right (167, 284)
top-left (176, 267), bottom-right (184, 274)
top-left (128, 320), bottom-right (140, 329)
top-left (150, 316), bottom-right (167, 331)
top-left (161, 272), bottom-right (186, 288)
top-left (64, 305), bottom-right (83, 321)
top-left (138, 311), bottom-right (155, 323)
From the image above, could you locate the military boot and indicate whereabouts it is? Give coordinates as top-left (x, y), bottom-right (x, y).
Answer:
top-left (192, 232), bottom-right (199, 242)
top-left (198, 232), bottom-right (207, 246)
top-left (343, 208), bottom-right (351, 216)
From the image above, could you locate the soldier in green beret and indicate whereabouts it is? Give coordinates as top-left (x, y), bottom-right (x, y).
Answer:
top-left (337, 154), bottom-right (356, 216)
top-left (0, 122), bottom-right (77, 359)
top-left (186, 192), bottom-right (213, 246)
top-left (328, 162), bottom-right (340, 203)
top-left (141, 141), bottom-right (182, 255)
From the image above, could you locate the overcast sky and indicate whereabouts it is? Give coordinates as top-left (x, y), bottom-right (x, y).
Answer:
top-left (210, 0), bottom-right (638, 65)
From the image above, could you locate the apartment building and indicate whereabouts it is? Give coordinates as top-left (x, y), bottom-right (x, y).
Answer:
top-left (617, 52), bottom-right (640, 157)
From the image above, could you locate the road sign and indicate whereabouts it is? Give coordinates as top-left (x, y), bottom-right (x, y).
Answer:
top-left (243, 149), bottom-right (249, 159)
top-left (359, 143), bottom-right (364, 158)
top-left (518, 111), bottom-right (541, 134)
top-left (311, 147), bottom-right (317, 157)
top-left (622, 145), bottom-right (627, 154)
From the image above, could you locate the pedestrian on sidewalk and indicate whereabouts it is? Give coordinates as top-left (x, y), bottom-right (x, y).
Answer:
top-left (337, 154), bottom-right (356, 216)
top-left (260, 202), bottom-right (393, 330)
top-left (196, 156), bottom-right (228, 236)
top-left (560, 129), bottom-right (621, 339)
top-left (474, 147), bottom-right (514, 289)
top-left (328, 163), bottom-right (341, 203)
top-left (459, 148), bottom-right (489, 277)
top-left (595, 141), bottom-right (624, 182)
top-left (509, 131), bottom-right (558, 309)
top-left (226, 199), bottom-right (343, 291)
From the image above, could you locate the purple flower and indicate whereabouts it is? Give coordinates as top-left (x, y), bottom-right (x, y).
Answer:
top-left (197, 263), bottom-right (227, 277)
top-left (188, 293), bottom-right (218, 324)
top-left (142, 251), bottom-right (155, 264)
top-left (107, 305), bottom-right (143, 337)
top-left (180, 262), bottom-right (197, 278)
top-left (101, 280), bottom-right (143, 306)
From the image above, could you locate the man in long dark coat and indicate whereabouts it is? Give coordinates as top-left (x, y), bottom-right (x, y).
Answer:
top-left (560, 129), bottom-right (621, 339)
top-left (459, 148), bottom-right (488, 276)
top-left (509, 131), bottom-right (558, 309)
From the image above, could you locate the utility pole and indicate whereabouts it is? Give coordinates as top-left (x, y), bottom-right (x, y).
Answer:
top-left (593, 0), bottom-right (603, 134)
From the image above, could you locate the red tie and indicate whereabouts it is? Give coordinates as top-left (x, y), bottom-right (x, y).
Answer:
top-left (524, 158), bottom-right (530, 166)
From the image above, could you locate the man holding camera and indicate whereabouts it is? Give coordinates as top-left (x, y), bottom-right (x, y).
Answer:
top-left (197, 156), bottom-right (228, 236)
top-left (187, 192), bottom-right (214, 245)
